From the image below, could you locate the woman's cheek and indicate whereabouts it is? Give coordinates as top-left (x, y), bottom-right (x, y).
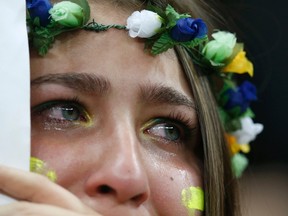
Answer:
top-left (146, 157), bottom-right (203, 216)
top-left (31, 133), bottom-right (85, 183)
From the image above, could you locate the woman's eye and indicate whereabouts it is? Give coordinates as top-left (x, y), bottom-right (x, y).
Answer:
top-left (31, 101), bottom-right (91, 130)
top-left (144, 118), bottom-right (189, 144)
top-left (146, 123), bottom-right (181, 141)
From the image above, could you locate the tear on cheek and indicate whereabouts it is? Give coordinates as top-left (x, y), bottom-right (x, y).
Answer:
top-left (181, 186), bottom-right (204, 216)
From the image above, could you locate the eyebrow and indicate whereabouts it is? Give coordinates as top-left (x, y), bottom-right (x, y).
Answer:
top-left (31, 73), bottom-right (195, 110)
top-left (139, 84), bottom-right (196, 110)
top-left (31, 73), bottom-right (110, 94)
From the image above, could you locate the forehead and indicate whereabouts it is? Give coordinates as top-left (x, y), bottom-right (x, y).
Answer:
top-left (29, 2), bottom-right (192, 98)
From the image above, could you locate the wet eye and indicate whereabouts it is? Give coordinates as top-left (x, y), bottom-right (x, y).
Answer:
top-left (31, 100), bottom-right (91, 130)
top-left (146, 123), bottom-right (181, 141)
top-left (54, 106), bottom-right (81, 121)
top-left (48, 105), bottom-right (81, 121)
top-left (144, 118), bottom-right (187, 143)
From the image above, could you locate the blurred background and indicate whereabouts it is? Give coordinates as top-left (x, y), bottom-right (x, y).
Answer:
top-left (220, 0), bottom-right (288, 215)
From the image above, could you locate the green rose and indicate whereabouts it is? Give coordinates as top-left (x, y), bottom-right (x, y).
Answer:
top-left (49, 1), bottom-right (84, 27)
top-left (202, 31), bottom-right (236, 65)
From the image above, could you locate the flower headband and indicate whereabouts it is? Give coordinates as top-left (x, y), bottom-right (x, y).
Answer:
top-left (26, 0), bottom-right (263, 177)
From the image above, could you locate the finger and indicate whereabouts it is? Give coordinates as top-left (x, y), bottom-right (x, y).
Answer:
top-left (0, 165), bottom-right (92, 213)
top-left (0, 202), bottom-right (101, 216)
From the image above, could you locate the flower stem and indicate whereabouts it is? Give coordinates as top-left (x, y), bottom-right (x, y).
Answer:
top-left (83, 20), bottom-right (126, 32)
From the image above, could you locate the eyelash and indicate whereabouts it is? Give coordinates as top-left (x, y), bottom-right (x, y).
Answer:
top-left (166, 111), bottom-right (196, 131)
top-left (144, 111), bottom-right (197, 145)
top-left (32, 96), bottom-right (82, 113)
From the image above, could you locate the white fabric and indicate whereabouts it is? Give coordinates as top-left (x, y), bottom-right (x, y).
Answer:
top-left (0, 0), bottom-right (30, 204)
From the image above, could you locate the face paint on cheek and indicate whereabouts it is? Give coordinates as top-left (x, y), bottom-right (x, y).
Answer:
top-left (181, 186), bottom-right (204, 216)
top-left (30, 157), bottom-right (57, 182)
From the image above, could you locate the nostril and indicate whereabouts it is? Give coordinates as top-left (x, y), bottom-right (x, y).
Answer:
top-left (98, 185), bottom-right (114, 194)
top-left (131, 193), bottom-right (148, 206)
top-left (132, 194), bottom-right (142, 202)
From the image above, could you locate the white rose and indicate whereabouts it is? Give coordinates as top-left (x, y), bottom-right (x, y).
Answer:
top-left (232, 117), bottom-right (264, 144)
top-left (126, 10), bottom-right (162, 38)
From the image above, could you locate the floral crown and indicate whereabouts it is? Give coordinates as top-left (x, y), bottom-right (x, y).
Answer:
top-left (26, 0), bottom-right (263, 177)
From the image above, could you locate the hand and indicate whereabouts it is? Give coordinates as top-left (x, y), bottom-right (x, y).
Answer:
top-left (0, 165), bottom-right (102, 216)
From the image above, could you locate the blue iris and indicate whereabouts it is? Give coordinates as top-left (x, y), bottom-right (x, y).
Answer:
top-left (224, 81), bottom-right (257, 113)
top-left (170, 18), bottom-right (207, 42)
top-left (27, 0), bottom-right (52, 26)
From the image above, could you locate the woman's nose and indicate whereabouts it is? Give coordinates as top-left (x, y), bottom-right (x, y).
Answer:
top-left (84, 126), bottom-right (150, 206)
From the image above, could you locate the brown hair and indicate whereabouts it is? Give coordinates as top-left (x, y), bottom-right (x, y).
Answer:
top-left (103, 0), bottom-right (241, 215)
top-left (164, 2), bottom-right (240, 216)
top-left (176, 46), bottom-right (240, 216)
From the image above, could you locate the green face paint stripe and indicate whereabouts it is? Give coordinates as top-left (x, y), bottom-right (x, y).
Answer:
top-left (181, 186), bottom-right (204, 212)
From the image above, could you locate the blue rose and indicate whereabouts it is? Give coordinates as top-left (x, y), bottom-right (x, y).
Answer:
top-left (224, 81), bottom-right (257, 113)
top-left (27, 0), bottom-right (52, 26)
top-left (170, 18), bottom-right (207, 42)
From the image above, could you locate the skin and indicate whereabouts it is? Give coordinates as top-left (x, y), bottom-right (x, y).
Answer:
top-left (0, 2), bottom-right (203, 216)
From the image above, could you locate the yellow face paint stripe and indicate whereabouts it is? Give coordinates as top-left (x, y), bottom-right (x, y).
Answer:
top-left (30, 157), bottom-right (57, 182)
top-left (181, 186), bottom-right (204, 215)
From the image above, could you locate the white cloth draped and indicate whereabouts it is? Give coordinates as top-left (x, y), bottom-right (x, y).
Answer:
top-left (0, 0), bottom-right (30, 204)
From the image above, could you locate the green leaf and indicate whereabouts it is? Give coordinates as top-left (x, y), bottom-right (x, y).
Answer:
top-left (220, 80), bottom-right (237, 93)
top-left (165, 5), bottom-right (190, 28)
top-left (151, 32), bottom-right (174, 55)
top-left (165, 5), bottom-right (180, 28)
top-left (218, 92), bottom-right (229, 107)
top-left (227, 117), bottom-right (242, 131)
top-left (179, 14), bottom-right (191, 19)
top-left (33, 35), bottom-right (54, 56)
top-left (183, 36), bottom-right (208, 49)
top-left (34, 26), bottom-right (51, 38)
top-left (33, 17), bottom-right (41, 27)
top-left (69, 0), bottom-right (90, 24)
top-left (218, 108), bottom-right (242, 131)
top-left (231, 153), bottom-right (249, 178)
top-left (217, 81), bottom-right (236, 106)
top-left (26, 9), bottom-right (31, 20)
top-left (218, 107), bottom-right (229, 124)
top-left (32, 25), bottom-right (58, 56)
top-left (165, 5), bottom-right (180, 19)
top-left (241, 108), bottom-right (255, 118)
top-left (209, 60), bottom-right (225, 67)
top-left (227, 106), bottom-right (243, 119)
